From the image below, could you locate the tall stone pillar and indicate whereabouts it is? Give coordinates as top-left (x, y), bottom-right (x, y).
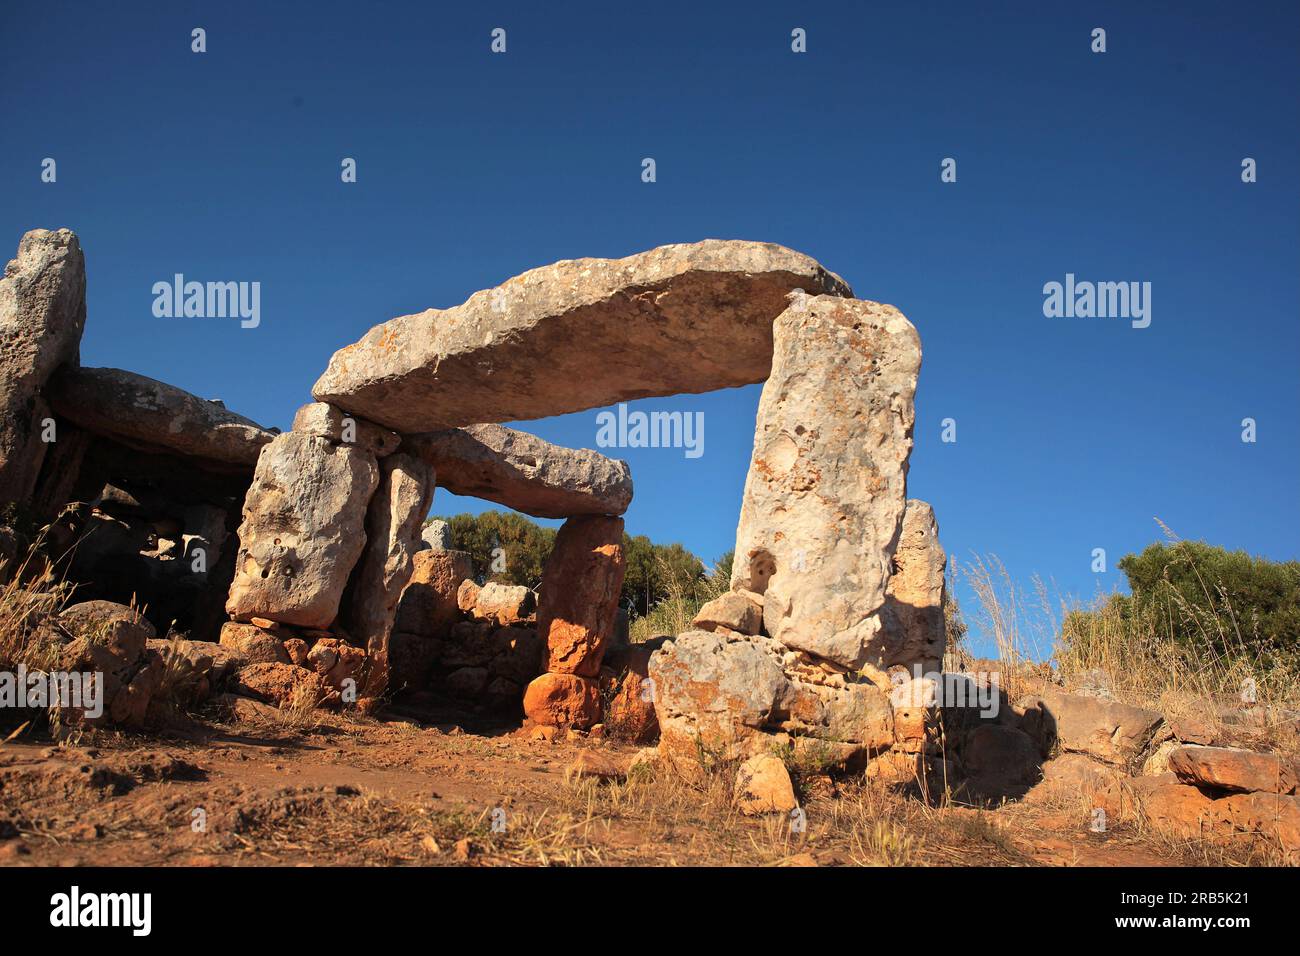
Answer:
top-left (0, 229), bottom-right (86, 505)
top-left (343, 451), bottom-right (436, 703)
top-left (523, 514), bottom-right (625, 729)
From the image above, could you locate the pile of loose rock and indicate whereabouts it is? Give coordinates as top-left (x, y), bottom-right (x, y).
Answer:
top-left (1018, 687), bottom-right (1300, 860)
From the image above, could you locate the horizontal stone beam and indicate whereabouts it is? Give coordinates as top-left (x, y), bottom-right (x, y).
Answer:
top-left (404, 424), bottom-right (632, 519)
top-left (312, 240), bottom-right (852, 433)
top-left (48, 366), bottom-right (274, 469)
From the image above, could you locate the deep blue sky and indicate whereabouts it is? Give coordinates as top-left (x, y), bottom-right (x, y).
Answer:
top-left (4, 2), bottom-right (1297, 654)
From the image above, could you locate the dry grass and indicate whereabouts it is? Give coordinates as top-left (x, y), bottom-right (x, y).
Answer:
top-left (628, 553), bottom-right (728, 644)
top-left (957, 530), bottom-right (1300, 756)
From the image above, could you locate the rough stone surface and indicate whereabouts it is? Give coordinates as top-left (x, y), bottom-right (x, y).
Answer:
top-left (538, 516), bottom-right (626, 676)
top-left (601, 643), bottom-right (661, 744)
top-left (219, 622), bottom-right (291, 665)
top-left (421, 519), bottom-right (452, 550)
top-left (394, 549), bottom-right (473, 640)
top-left (734, 754), bottom-right (798, 815)
top-left (456, 579), bottom-right (481, 614)
top-left (48, 367), bottom-right (274, 468)
top-left (872, 499), bottom-right (947, 673)
top-left (232, 662), bottom-right (329, 709)
top-left (730, 296), bottom-right (920, 669)
top-left (1168, 745), bottom-right (1297, 795)
top-left (691, 590), bottom-right (763, 636)
top-left (472, 582), bottom-right (535, 626)
top-left (291, 402), bottom-right (400, 458)
top-left (0, 228), bottom-right (86, 503)
top-left (312, 240), bottom-right (852, 433)
top-left (648, 630), bottom-right (789, 757)
top-left (306, 637), bottom-right (367, 693)
top-left (59, 600), bottom-right (155, 661)
top-left (522, 672), bottom-right (601, 729)
top-left (407, 425), bottom-right (633, 519)
top-left (225, 432), bottom-right (379, 628)
top-left (342, 451), bottom-right (435, 699)
top-left (1029, 688), bottom-right (1165, 768)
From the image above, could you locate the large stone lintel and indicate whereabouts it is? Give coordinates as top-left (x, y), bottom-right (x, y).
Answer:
top-left (405, 424), bottom-right (632, 518)
top-left (312, 240), bottom-right (852, 433)
top-left (48, 366), bottom-right (274, 470)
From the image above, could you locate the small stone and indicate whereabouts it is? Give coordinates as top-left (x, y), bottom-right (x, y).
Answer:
top-left (734, 754), bottom-right (798, 815)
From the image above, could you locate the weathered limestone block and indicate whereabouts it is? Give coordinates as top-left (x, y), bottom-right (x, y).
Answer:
top-left (343, 451), bottom-right (435, 699)
top-left (225, 432), bottom-right (379, 628)
top-left (472, 582), bottom-right (535, 625)
top-left (647, 630), bottom-right (790, 755)
top-left (538, 515), bottom-right (626, 676)
top-left (313, 240), bottom-right (852, 433)
top-left (0, 228), bottom-right (86, 503)
top-left (1168, 745), bottom-right (1297, 795)
top-left (691, 589), bottom-right (763, 635)
top-left (291, 401), bottom-right (400, 458)
top-left (406, 425), bottom-right (632, 518)
top-left (394, 549), bottom-right (474, 639)
top-left (47, 367), bottom-right (274, 468)
top-left (1024, 688), bottom-right (1165, 767)
top-left (219, 621), bottom-right (290, 664)
top-left (730, 295), bottom-right (921, 669)
top-left (871, 499), bottom-right (947, 673)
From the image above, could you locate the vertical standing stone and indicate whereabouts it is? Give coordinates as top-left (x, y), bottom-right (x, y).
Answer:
top-left (538, 515), bottom-right (626, 677)
top-left (871, 499), bottom-right (947, 674)
top-left (730, 295), bottom-right (921, 670)
top-left (225, 432), bottom-right (380, 628)
top-left (344, 451), bottom-right (435, 701)
top-left (0, 229), bottom-right (86, 504)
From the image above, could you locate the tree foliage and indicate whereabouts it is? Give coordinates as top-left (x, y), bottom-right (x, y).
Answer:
top-left (1113, 540), bottom-right (1300, 656)
top-left (431, 511), bottom-right (717, 614)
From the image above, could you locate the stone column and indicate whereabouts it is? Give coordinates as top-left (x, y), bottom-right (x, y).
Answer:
top-left (523, 514), bottom-right (625, 729)
top-left (0, 229), bottom-right (86, 504)
top-left (730, 294), bottom-right (921, 671)
top-left (343, 451), bottom-right (436, 704)
top-left (870, 499), bottom-right (948, 675)
top-left (225, 403), bottom-right (398, 629)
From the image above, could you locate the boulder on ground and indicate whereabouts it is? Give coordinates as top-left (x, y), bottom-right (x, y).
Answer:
top-left (734, 754), bottom-right (798, 815)
top-left (601, 642), bottom-right (661, 744)
top-left (1168, 745), bottom-right (1297, 795)
top-left (648, 630), bottom-right (790, 770)
top-left (306, 638), bottom-right (367, 693)
top-left (59, 600), bottom-right (154, 662)
top-left (730, 296), bottom-right (920, 669)
top-left (522, 672), bottom-right (601, 729)
top-left (233, 662), bottom-right (329, 709)
top-left (407, 425), bottom-right (633, 519)
top-left (537, 515), bottom-right (625, 676)
top-left (1026, 687), bottom-right (1165, 767)
top-left (219, 622), bottom-right (290, 665)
